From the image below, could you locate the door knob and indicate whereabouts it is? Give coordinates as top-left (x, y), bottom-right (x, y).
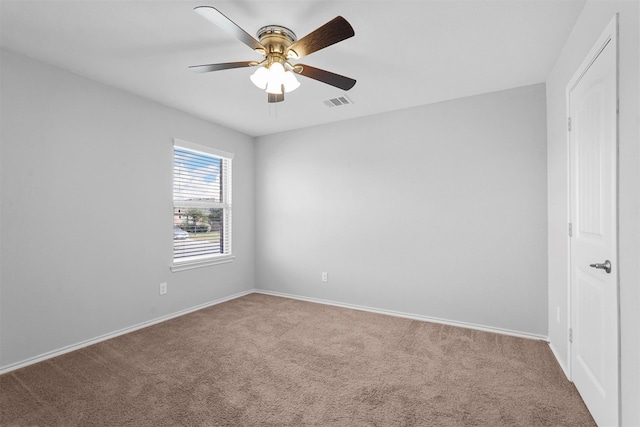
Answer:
top-left (589, 260), bottom-right (612, 274)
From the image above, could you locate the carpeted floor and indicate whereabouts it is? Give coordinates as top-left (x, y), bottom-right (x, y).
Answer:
top-left (1, 293), bottom-right (595, 426)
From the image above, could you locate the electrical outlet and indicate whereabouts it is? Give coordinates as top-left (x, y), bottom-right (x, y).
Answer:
top-left (160, 282), bottom-right (167, 295)
top-left (321, 272), bottom-right (328, 282)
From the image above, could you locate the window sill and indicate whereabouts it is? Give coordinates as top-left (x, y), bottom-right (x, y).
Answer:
top-left (171, 255), bottom-right (235, 272)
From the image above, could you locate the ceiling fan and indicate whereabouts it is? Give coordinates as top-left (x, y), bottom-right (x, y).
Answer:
top-left (189, 6), bottom-right (356, 103)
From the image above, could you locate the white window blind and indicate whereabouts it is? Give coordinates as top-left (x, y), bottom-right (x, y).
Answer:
top-left (172, 139), bottom-right (233, 270)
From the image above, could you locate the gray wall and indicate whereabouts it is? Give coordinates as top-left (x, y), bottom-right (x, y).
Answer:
top-left (0, 49), bottom-right (255, 368)
top-left (255, 84), bottom-right (548, 336)
top-left (545, 1), bottom-right (640, 425)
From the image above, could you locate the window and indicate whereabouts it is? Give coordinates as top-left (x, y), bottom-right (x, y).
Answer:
top-left (172, 139), bottom-right (233, 271)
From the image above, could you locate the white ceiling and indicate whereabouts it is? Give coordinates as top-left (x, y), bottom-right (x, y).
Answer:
top-left (0, 0), bottom-right (585, 137)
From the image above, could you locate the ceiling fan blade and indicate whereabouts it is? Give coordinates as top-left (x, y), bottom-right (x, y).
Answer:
top-left (268, 92), bottom-right (285, 103)
top-left (287, 16), bottom-right (354, 59)
top-left (189, 61), bottom-right (255, 73)
top-left (296, 65), bottom-right (356, 91)
top-left (194, 6), bottom-right (265, 53)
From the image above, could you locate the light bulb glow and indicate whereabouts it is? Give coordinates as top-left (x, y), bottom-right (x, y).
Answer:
top-left (269, 62), bottom-right (285, 76)
top-left (266, 62), bottom-right (285, 94)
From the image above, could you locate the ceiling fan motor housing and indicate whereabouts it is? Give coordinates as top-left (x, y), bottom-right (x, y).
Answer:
top-left (256, 26), bottom-right (299, 61)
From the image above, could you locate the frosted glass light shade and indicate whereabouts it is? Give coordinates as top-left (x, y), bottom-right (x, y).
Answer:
top-left (250, 66), bottom-right (269, 89)
top-left (251, 62), bottom-right (300, 95)
top-left (282, 71), bottom-right (300, 93)
top-left (266, 81), bottom-right (283, 94)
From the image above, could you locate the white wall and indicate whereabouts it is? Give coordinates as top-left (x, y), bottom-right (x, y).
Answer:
top-left (0, 49), bottom-right (255, 369)
top-left (546, 1), bottom-right (639, 425)
top-left (255, 84), bottom-right (548, 336)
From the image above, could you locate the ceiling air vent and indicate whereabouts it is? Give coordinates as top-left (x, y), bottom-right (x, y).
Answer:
top-left (324, 95), bottom-right (353, 108)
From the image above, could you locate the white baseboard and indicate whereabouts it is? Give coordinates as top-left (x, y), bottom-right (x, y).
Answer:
top-left (1, 288), bottom-right (550, 375)
top-left (254, 289), bottom-right (549, 342)
top-left (0, 289), bottom-right (254, 375)
top-left (548, 341), bottom-right (571, 380)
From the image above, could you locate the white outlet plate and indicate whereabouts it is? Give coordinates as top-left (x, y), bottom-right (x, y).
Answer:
top-left (321, 272), bottom-right (328, 282)
top-left (160, 282), bottom-right (167, 295)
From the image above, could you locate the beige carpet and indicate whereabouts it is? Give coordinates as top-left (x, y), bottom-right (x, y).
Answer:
top-left (1, 293), bottom-right (595, 426)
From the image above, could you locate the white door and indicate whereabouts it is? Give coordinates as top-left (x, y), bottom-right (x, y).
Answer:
top-left (568, 15), bottom-right (619, 427)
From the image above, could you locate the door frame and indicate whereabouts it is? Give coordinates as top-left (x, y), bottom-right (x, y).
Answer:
top-left (565, 13), bottom-right (620, 424)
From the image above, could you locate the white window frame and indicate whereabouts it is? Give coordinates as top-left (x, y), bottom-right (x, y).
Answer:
top-left (171, 138), bottom-right (234, 272)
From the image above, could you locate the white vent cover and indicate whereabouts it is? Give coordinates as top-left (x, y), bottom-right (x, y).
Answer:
top-left (323, 95), bottom-right (353, 107)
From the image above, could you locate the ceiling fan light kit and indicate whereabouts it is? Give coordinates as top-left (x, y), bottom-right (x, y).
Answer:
top-left (249, 25), bottom-right (301, 95)
top-left (190, 6), bottom-right (356, 103)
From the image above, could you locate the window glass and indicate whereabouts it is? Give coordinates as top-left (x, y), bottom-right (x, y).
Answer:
top-left (172, 141), bottom-right (232, 269)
